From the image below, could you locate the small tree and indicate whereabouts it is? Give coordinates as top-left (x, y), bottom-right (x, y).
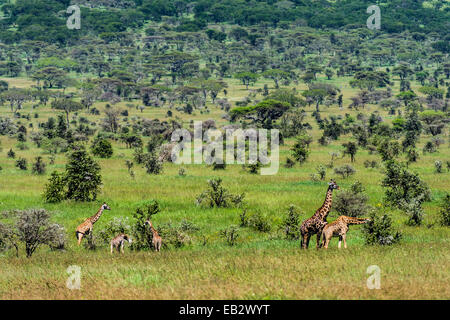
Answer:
top-left (15, 209), bottom-right (65, 257)
top-left (65, 145), bottom-right (102, 201)
top-left (291, 136), bottom-right (310, 165)
top-left (342, 141), bottom-right (358, 162)
top-left (363, 209), bottom-right (402, 246)
top-left (15, 158), bottom-right (27, 170)
top-left (382, 160), bottom-right (431, 209)
top-left (334, 164), bottom-right (356, 179)
top-left (91, 139), bottom-right (113, 158)
top-left (142, 152), bottom-right (163, 175)
top-left (220, 225), bottom-right (239, 246)
top-left (439, 194), bottom-right (450, 227)
top-left (334, 181), bottom-right (371, 217)
top-left (196, 178), bottom-right (244, 208)
top-left (32, 156), bottom-right (46, 175)
top-left (281, 205), bottom-right (302, 240)
top-left (131, 200), bottom-right (160, 251)
top-left (43, 171), bottom-right (66, 203)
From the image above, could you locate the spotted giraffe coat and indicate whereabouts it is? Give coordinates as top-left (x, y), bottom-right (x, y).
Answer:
top-left (321, 216), bottom-right (370, 249)
top-left (300, 180), bottom-right (339, 249)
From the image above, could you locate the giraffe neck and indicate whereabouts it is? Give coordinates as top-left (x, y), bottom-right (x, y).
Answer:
top-left (90, 207), bottom-right (104, 224)
top-left (148, 225), bottom-right (158, 236)
top-left (345, 217), bottom-right (368, 225)
top-left (317, 188), bottom-right (333, 220)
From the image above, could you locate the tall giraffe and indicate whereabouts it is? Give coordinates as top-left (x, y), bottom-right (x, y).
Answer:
top-left (321, 216), bottom-right (370, 249)
top-left (75, 202), bottom-right (111, 245)
top-left (145, 220), bottom-right (162, 252)
top-left (300, 180), bottom-right (339, 249)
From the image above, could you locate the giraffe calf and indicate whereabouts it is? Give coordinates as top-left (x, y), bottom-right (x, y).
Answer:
top-left (110, 233), bottom-right (132, 254)
top-left (321, 216), bottom-right (370, 249)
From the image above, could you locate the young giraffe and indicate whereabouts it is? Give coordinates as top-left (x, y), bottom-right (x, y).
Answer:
top-left (110, 233), bottom-right (132, 254)
top-left (300, 179), bottom-right (339, 249)
top-left (321, 216), bottom-right (370, 249)
top-left (75, 202), bottom-right (111, 245)
top-left (145, 220), bottom-right (162, 252)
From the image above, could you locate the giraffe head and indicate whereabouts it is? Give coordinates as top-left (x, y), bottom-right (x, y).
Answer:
top-left (123, 234), bottom-right (132, 243)
top-left (102, 202), bottom-right (111, 210)
top-left (144, 220), bottom-right (152, 228)
top-left (328, 179), bottom-right (340, 190)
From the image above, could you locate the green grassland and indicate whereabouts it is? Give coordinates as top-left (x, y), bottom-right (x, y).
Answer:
top-left (0, 75), bottom-right (449, 299)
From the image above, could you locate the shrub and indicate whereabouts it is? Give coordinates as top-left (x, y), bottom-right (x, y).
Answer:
top-left (43, 171), bottom-right (66, 203)
top-left (65, 145), bottom-right (102, 202)
top-left (15, 157), bottom-right (27, 170)
top-left (130, 200), bottom-right (160, 251)
top-left (32, 156), bottom-right (46, 175)
top-left (291, 136), bottom-right (310, 164)
top-left (363, 160), bottom-right (378, 168)
top-left (423, 141), bottom-right (436, 153)
top-left (382, 160), bottom-right (431, 209)
top-left (284, 157), bottom-right (295, 168)
top-left (334, 181), bottom-right (371, 217)
top-left (178, 168), bottom-right (186, 176)
top-left (83, 233), bottom-right (98, 251)
top-left (399, 198), bottom-right (424, 226)
top-left (97, 217), bottom-right (132, 245)
top-left (91, 138), bottom-right (113, 158)
top-left (196, 178), bottom-right (245, 208)
top-left (157, 222), bottom-right (191, 249)
top-left (280, 205), bottom-right (302, 240)
top-left (246, 212), bottom-right (271, 233)
top-left (7, 149), bottom-right (15, 158)
top-left (1, 209), bottom-right (66, 257)
top-left (43, 145), bottom-right (102, 203)
top-left (438, 194), bottom-right (450, 227)
top-left (316, 164), bottom-right (326, 180)
top-left (220, 225), bottom-right (239, 246)
top-left (142, 152), bottom-right (163, 175)
top-left (362, 209), bottom-right (402, 246)
top-left (434, 160), bottom-right (443, 173)
top-left (334, 164), bottom-right (356, 179)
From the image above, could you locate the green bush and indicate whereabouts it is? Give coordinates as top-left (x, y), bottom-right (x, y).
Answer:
top-left (363, 209), bottom-right (402, 246)
top-left (439, 194), bottom-right (450, 227)
top-left (91, 138), bottom-right (113, 158)
top-left (280, 205), bottom-right (302, 240)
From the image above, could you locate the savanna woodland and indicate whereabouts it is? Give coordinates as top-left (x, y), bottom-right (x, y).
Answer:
top-left (0, 0), bottom-right (449, 299)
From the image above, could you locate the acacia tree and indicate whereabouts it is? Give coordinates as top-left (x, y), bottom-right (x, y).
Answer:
top-left (263, 69), bottom-right (289, 89)
top-left (1, 88), bottom-right (30, 113)
top-left (51, 98), bottom-right (83, 127)
top-left (230, 99), bottom-right (290, 129)
top-left (234, 72), bottom-right (259, 90)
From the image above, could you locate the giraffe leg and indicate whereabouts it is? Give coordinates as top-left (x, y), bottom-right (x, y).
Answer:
top-left (316, 230), bottom-right (322, 249)
top-left (110, 244), bottom-right (113, 254)
top-left (324, 236), bottom-right (330, 249)
top-left (121, 242), bottom-right (124, 254)
top-left (338, 236), bottom-right (342, 249)
top-left (305, 235), bottom-right (311, 249)
top-left (343, 234), bottom-right (347, 249)
top-left (77, 233), bottom-right (83, 246)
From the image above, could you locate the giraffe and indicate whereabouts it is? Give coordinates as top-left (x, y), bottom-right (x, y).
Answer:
top-left (75, 202), bottom-right (111, 246)
top-left (145, 220), bottom-right (162, 252)
top-left (300, 179), bottom-right (339, 249)
top-left (321, 216), bottom-right (370, 249)
top-left (110, 233), bottom-right (132, 254)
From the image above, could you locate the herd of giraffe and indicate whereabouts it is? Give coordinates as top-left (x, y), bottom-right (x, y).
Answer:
top-left (75, 204), bottom-right (161, 254)
top-left (75, 179), bottom-right (368, 253)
